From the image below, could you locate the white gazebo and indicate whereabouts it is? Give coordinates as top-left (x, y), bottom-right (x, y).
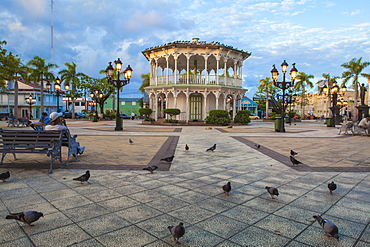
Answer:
top-left (142, 38), bottom-right (251, 122)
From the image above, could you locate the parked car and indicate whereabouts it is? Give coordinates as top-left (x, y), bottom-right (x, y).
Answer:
top-left (62, 112), bottom-right (85, 119)
top-left (249, 115), bottom-right (260, 119)
top-left (120, 113), bottom-right (131, 119)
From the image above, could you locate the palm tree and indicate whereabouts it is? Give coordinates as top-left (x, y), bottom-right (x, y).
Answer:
top-left (58, 62), bottom-right (86, 117)
top-left (258, 77), bottom-right (274, 118)
top-left (139, 73), bottom-right (150, 93)
top-left (341, 57), bottom-right (370, 119)
top-left (317, 73), bottom-right (339, 117)
top-left (27, 56), bottom-right (58, 112)
top-left (294, 72), bottom-right (314, 117)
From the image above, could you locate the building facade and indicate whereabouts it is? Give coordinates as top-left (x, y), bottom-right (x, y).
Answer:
top-left (1, 80), bottom-right (62, 119)
top-left (142, 38), bottom-right (251, 122)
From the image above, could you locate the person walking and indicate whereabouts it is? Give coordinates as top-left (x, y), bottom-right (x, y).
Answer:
top-left (131, 111), bottom-right (135, 120)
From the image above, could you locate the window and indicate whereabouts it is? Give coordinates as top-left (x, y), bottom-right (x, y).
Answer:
top-left (74, 102), bottom-right (79, 106)
top-left (121, 101), bottom-right (125, 105)
top-left (81, 102), bottom-right (85, 106)
top-left (132, 102), bottom-right (136, 105)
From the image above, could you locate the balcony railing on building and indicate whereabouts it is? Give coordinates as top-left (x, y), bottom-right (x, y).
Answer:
top-left (151, 74), bottom-right (242, 87)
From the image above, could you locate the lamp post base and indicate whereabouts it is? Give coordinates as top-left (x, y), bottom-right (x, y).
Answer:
top-left (115, 116), bottom-right (123, 131)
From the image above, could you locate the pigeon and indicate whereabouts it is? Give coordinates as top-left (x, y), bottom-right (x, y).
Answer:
top-left (255, 144), bottom-right (261, 148)
top-left (129, 138), bottom-right (134, 144)
top-left (206, 144), bottom-right (216, 152)
top-left (185, 144), bottom-right (189, 152)
top-left (222, 182), bottom-right (231, 196)
top-left (328, 181), bottom-right (337, 194)
top-left (73, 170), bottom-right (90, 184)
top-left (265, 186), bottom-right (279, 199)
top-left (313, 215), bottom-right (339, 239)
top-left (290, 156), bottom-right (302, 166)
top-left (143, 165), bottom-right (158, 174)
top-left (160, 156), bottom-right (174, 163)
top-left (290, 150), bottom-right (298, 156)
top-left (6, 211), bottom-right (44, 226)
top-left (0, 171), bottom-right (10, 182)
top-left (168, 222), bottom-right (185, 244)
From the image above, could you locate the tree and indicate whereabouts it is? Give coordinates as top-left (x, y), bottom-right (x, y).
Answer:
top-left (257, 77), bottom-right (274, 118)
top-left (139, 73), bottom-right (150, 93)
top-left (58, 62), bottom-right (86, 117)
top-left (341, 57), bottom-right (370, 119)
top-left (316, 73), bottom-right (339, 117)
top-left (27, 56), bottom-right (58, 112)
top-left (164, 108), bottom-right (181, 120)
top-left (0, 41), bottom-right (27, 117)
top-left (85, 77), bottom-right (115, 115)
top-left (294, 72), bottom-right (314, 117)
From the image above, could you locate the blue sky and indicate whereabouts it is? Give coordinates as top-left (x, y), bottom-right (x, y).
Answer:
top-left (1, 0), bottom-right (369, 98)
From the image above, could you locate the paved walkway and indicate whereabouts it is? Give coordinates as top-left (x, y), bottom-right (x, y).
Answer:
top-left (0, 119), bottom-right (369, 246)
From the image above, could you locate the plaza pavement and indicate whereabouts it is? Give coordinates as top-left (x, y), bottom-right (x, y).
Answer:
top-left (0, 119), bottom-right (369, 246)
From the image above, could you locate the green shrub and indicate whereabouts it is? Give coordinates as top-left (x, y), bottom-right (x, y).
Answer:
top-left (164, 119), bottom-right (179, 123)
top-left (205, 110), bottom-right (231, 126)
top-left (234, 110), bottom-right (251, 124)
top-left (144, 117), bottom-right (155, 122)
top-left (269, 112), bottom-right (280, 119)
top-left (164, 108), bottom-right (181, 119)
top-left (139, 108), bottom-right (153, 117)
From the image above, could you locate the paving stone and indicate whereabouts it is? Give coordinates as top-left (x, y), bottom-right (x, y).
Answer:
top-left (0, 223), bottom-right (28, 243)
top-left (95, 225), bottom-right (158, 246)
top-left (77, 213), bottom-right (131, 236)
top-left (115, 204), bottom-right (163, 224)
top-left (229, 226), bottom-right (291, 246)
top-left (30, 224), bottom-right (91, 246)
top-left (221, 205), bottom-right (269, 224)
top-left (195, 214), bottom-right (249, 238)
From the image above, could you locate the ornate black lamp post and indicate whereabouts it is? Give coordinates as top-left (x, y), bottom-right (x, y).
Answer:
top-left (64, 82), bottom-right (70, 111)
top-left (321, 81), bottom-right (346, 126)
top-left (47, 77), bottom-right (69, 113)
top-left (270, 60), bottom-right (298, 132)
top-left (25, 94), bottom-right (36, 119)
top-left (90, 89), bottom-right (103, 122)
top-left (105, 58), bottom-right (133, 131)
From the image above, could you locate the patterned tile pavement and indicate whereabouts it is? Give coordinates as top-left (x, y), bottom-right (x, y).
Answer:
top-left (0, 119), bottom-right (369, 246)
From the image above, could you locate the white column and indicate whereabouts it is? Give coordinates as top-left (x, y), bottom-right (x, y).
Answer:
top-left (186, 92), bottom-right (189, 122)
top-left (224, 61), bottom-right (227, 85)
top-left (155, 60), bottom-right (158, 86)
top-left (166, 57), bottom-right (169, 85)
top-left (154, 94), bottom-right (158, 121)
top-left (216, 94), bottom-right (219, 110)
top-left (186, 56), bottom-right (190, 84)
top-left (232, 95), bottom-right (236, 120)
top-left (204, 56), bottom-right (208, 84)
top-left (216, 59), bottom-right (219, 85)
top-left (203, 92), bottom-right (207, 121)
top-left (174, 57), bottom-right (178, 84)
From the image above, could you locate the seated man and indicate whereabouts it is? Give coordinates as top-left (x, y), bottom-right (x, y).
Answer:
top-left (45, 112), bottom-right (85, 154)
top-left (30, 112), bottom-right (51, 130)
top-left (358, 115), bottom-right (370, 136)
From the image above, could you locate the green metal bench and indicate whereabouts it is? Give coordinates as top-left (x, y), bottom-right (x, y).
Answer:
top-left (0, 129), bottom-right (82, 173)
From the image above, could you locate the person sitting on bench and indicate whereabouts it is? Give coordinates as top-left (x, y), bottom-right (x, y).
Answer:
top-left (45, 112), bottom-right (85, 154)
top-left (30, 112), bottom-right (51, 130)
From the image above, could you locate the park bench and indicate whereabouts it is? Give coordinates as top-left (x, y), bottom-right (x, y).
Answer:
top-left (0, 129), bottom-right (82, 173)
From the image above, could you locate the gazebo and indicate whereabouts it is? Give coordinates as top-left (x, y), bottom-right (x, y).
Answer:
top-left (142, 38), bottom-right (251, 122)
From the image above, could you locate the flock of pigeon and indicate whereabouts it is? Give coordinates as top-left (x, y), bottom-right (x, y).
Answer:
top-left (1, 141), bottom-right (340, 244)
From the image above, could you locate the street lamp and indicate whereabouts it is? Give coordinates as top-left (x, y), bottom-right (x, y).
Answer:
top-left (64, 82), bottom-right (70, 111)
top-left (105, 58), bottom-right (133, 131)
top-left (270, 60), bottom-right (298, 132)
top-left (25, 94), bottom-right (36, 119)
top-left (90, 89), bottom-right (103, 122)
top-left (50, 77), bottom-right (70, 113)
top-left (321, 81), bottom-right (346, 126)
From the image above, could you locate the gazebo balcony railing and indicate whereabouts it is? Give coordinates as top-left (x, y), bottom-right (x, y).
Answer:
top-left (151, 75), bottom-right (242, 87)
